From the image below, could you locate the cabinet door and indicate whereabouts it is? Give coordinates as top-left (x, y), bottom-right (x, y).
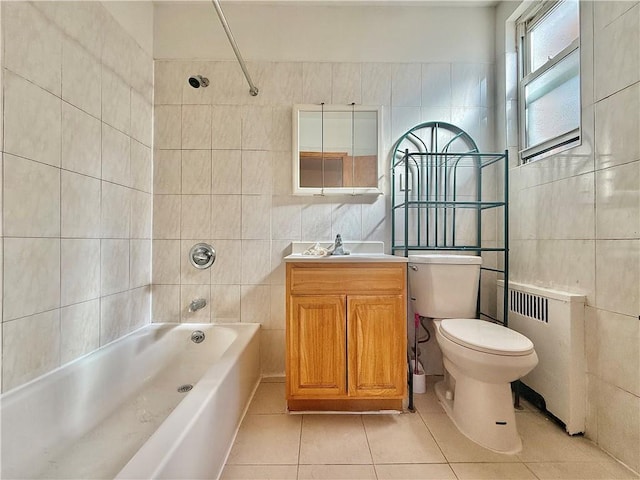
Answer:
top-left (288, 295), bottom-right (347, 397)
top-left (347, 295), bottom-right (406, 398)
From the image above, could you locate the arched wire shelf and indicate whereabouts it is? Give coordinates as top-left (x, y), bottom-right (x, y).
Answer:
top-left (391, 123), bottom-right (510, 311)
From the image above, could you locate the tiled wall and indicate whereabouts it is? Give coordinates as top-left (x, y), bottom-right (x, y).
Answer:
top-left (498, 1), bottom-right (640, 473)
top-left (152, 60), bottom-right (494, 375)
top-left (0, 2), bottom-right (153, 392)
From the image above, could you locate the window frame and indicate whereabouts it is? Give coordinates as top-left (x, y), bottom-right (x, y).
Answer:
top-left (517, 0), bottom-right (581, 163)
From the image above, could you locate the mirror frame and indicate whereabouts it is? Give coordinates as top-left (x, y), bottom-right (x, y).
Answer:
top-left (292, 104), bottom-right (383, 196)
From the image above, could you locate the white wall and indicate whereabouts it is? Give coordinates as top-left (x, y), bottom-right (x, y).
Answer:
top-left (102, 0), bottom-right (154, 55)
top-left (1, 1), bottom-right (154, 392)
top-left (497, 1), bottom-right (640, 473)
top-left (154, 2), bottom-right (496, 63)
top-left (151, 2), bottom-right (497, 375)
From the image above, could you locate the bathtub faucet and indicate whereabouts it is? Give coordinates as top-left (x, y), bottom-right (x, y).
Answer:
top-left (189, 298), bottom-right (207, 312)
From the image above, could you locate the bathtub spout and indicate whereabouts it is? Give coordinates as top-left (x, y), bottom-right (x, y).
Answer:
top-left (189, 298), bottom-right (207, 312)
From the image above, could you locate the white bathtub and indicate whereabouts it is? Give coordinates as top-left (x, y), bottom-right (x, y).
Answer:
top-left (1, 322), bottom-right (260, 479)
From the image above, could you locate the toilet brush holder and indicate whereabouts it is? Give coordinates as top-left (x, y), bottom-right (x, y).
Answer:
top-left (412, 362), bottom-right (427, 394)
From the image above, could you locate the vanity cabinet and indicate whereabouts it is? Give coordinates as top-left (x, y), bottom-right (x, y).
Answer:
top-left (285, 262), bottom-right (407, 411)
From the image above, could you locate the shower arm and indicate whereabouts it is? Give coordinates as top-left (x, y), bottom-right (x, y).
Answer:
top-left (211, 0), bottom-right (259, 96)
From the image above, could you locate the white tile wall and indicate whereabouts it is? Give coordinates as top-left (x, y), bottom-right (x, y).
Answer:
top-left (1, 1), bottom-right (153, 393)
top-left (60, 170), bottom-right (101, 238)
top-left (181, 195), bottom-right (212, 238)
top-left (361, 63), bottom-right (392, 106)
top-left (60, 300), bottom-right (100, 364)
top-left (101, 239), bottom-right (131, 296)
top-left (102, 124), bottom-right (131, 186)
top-left (153, 58), bottom-right (495, 376)
top-left (4, 71), bottom-right (61, 167)
top-left (3, 2), bottom-right (62, 96)
top-left (62, 38), bottom-right (101, 118)
top-left (61, 239), bottom-right (100, 306)
top-left (182, 150), bottom-right (212, 194)
top-left (595, 82), bottom-right (640, 170)
top-left (101, 182), bottom-right (131, 238)
top-left (100, 291), bottom-right (132, 345)
top-left (153, 195), bottom-right (181, 239)
top-left (594, 3), bottom-right (640, 101)
top-left (502, 2), bottom-right (640, 473)
top-left (2, 309), bottom-right (61, 391)
top-left (102, 68), bottom-right (131, 135)
top-left (4, 155), bottom-right (60, 237)
top-left (4, 238), bottom-right (60, 321)
top-left (61, 103), bottom-right (102, 177)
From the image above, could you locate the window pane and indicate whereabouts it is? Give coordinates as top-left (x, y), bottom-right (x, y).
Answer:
top-left (525, 49), bottom-right (580, 148)
top-left (530, 0), bottom-right (579, 71)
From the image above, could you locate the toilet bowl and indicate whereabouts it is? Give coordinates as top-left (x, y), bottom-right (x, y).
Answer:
top-left (433, 318), bottom-right (538, 454)
top-left (407, 254), bottom-right (538, 454)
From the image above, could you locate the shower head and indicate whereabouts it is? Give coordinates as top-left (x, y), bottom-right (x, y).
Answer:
top-left (188, 75), bottom-right (209, 88)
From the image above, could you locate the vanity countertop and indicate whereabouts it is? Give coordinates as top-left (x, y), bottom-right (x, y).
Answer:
top-left (284, 253), bottom-right (408, 263)
top-left (284, 241), bottom-right (407, 263)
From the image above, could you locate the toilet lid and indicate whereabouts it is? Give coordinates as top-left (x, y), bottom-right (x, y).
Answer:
top-left (439, 319), bottom-right (534, 356)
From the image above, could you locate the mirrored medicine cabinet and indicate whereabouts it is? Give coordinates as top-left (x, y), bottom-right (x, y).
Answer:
top-left (292, 104), bottom-right (383, 195)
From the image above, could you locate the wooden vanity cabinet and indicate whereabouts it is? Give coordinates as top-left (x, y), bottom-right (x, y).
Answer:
top-left (286, 262), bottom-right (407, 411)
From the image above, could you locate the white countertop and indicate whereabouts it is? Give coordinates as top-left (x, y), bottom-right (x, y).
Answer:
top-left (285, 241), bottom-right (407, 263)
top-left (284, 253), bottom-right (408, 263)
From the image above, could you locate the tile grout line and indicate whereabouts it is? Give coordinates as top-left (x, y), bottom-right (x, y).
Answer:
top-left (359, 413), bottom-right (379, 479)
top-left (296, 413), bottom-right (304, 480)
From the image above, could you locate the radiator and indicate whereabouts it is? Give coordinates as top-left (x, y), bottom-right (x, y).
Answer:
top-left (497, 280), bottom-right (586, 434)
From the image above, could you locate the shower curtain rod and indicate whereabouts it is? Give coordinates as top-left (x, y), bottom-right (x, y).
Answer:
top-left (211, 0), bottom-right (259, 96)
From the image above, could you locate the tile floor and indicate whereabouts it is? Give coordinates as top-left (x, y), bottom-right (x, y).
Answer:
top-left (221, 377), bottom-right (639, 480)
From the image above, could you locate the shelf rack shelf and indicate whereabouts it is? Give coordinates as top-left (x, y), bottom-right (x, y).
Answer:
top-left (390, 121), bottom-right (509, 326)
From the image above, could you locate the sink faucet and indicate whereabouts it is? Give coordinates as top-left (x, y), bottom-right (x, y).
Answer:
top-left (330, 234), bottom-right (349, 256)
top-left (189, 298), bottom-right (207, 312)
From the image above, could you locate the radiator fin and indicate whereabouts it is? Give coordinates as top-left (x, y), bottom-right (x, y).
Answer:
top-left (509, 290), bottom-right (548, 323)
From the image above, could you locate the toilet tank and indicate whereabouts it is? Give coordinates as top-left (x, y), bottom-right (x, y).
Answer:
top-left (408, 254), bottom-right (482, 318)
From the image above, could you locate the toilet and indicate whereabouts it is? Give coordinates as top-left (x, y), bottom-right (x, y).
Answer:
top-left (408, 254), bottom-right (538, 454)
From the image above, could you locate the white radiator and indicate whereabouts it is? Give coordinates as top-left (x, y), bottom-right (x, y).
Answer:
top-left (497, 280), bottom-right (586, 434)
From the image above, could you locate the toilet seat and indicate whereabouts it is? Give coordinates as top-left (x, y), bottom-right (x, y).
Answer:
top-left (439, 319), bottom-right (534, 356)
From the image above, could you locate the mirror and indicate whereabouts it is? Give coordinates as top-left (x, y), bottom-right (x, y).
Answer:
top-left (293, 104), bottom-right (382, 195)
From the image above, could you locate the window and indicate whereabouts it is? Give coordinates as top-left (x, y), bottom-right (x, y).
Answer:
top-left (518, 0), bottom-right (580, 162)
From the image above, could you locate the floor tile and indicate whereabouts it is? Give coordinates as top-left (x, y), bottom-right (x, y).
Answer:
top-left (420, 412), bottom-right (520, 463)
top-left (516, 412), bottom-right (614, 463)
top-left (299, 415), bottom-right (372, 465)
top-left (363, 413), bottom-right (446, 464)
top-left (219, 464), bottom-right (297, 479)
top-left (450, 462), bottom-right (537, 479)
top-left (413, 384), bottom-right (444, 413)
top-left (261, 376), bottom-right (285, 383)
top-left (226, 414), bottom-right (301, 465)
top-left (222, 378), bottom-right (640, 480)
top-left (247, 382), bottom-right (287, 414)
top-left (297, 464), bottom-right (376, 479)
top-left (526, 461), bottom-right (640, 479)
top-left (374, 463), bottom-right (457, 479)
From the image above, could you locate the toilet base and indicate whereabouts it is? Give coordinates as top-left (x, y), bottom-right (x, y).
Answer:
top-left (435, 377), bottom-right (522, 454)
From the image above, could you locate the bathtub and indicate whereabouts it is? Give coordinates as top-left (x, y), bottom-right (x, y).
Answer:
top-left (1, 322), bottom-right (260, 479)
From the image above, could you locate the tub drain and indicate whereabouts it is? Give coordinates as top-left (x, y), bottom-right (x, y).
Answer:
top-left (177, 384), bottom-right (193, 393)
top-left (191, 330), bottom-right (205, 344)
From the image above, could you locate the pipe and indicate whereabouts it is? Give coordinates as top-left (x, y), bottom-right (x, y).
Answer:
top-left (210, 0), bottom-right (259, 96)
